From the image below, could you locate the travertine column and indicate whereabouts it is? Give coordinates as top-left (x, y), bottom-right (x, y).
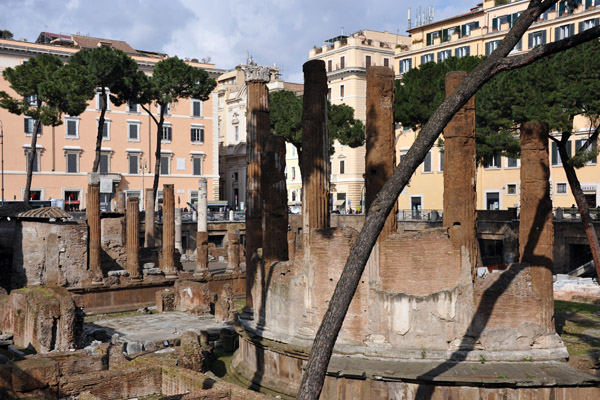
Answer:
top-left (161, 184), bottom-right (177, 278)
top-left (519, 121), bottom-right (554, 332)
top-left (301, 60), bottom-right (330, 244)
top-left (87, 173), bottom-right (102, 283)
top-left (442, 71), bottom-right (477, 270)
top-left (145, 188), bottom-right (155, 248)
top-left (226, 230), bottom-right (241, 274)
top-left (262, 133), bottom-right (288, 262)
top-left (116, 192), bottom-right (126, 213)
top-left (126, 197), bottom-right (141, 279)
top-left (244, 65), bottom-right (271, 311)
top-left (195, 178), bottom-right (209, 278)
top-left (365, 66), bottom-right (397, 240)
top-left (175, 208), bottom-right (183, 254)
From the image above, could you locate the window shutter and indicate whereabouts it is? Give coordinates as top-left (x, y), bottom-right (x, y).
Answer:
top-left (552, 142), bottom-right (558, 165)
top-left (541, 30), bottom-right (547, 45)
top-left (485, 42), bottom-right (491, 55)
top-left (161, 157), bottom-right (168, 175)
top-left (129, 124), bottom-right (137, 140)
top-left (580, 20), bottom-right (585, 32)
top-left (528, 33), bottom-right (533, 49)
top-left (67, 154), bottom-right (77, 173)
top-left (24, 118), bottom-right (29, 133)
top-left (193, 158), bottom-right (201, 175)
top-left (100, 155), bottom-right (108, 173)
top-left (569, 24), bottom-right (574, 36)
top-left (129, 155), bottom-right (138, 174)
top-left (492, 18), bottom-right (498, 31)
top-left (555, 28), bottom-right (560, 41)
top-left (566, 141), bottom-right (572, 158)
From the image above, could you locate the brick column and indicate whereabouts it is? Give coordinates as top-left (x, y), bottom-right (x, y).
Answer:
top-left (126, 197), bottom-right (141, 279)
top-left (161, 184), bottom-right (177, 278)
top-left (442, 71), bottom-right (477, 271)
top-left (226, 230), bottom-right (241, 275)
top-left (145, 188), bottom-right (155, 248)
top-left (262, 133), bottom-right (289, 262)
top-left (288, 231), bottom-right (296, 260)
top-left (244, 65), bottom-right (271, 312)
top-left (519, 121), bottom-right (554, 332)
top-left (365, 66), bottom-right (397, 240)
top-left (87, 173), bottom-right (102, 283)
top-left (195, 178), bottom-right (209, 278)
top-left (301, 60), bottom-right (330, 245)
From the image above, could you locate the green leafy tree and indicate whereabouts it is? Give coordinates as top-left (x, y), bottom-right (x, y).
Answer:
top-left (0, 54), bottom-right (94, 205)
top-left (0, 30), bottom-right (13, 40)
top-left (269, 89), bottom-right (365, 176)
top-left (70, 47), bottom-right (145, 172)
top-left (480, 39), bottom-right (600, 277)
top-left (394, 55), bottom-right (520, 163)
top-left (136, 57), bottom-right (217, 206)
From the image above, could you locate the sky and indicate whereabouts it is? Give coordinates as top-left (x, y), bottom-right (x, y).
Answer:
top-left (0, 0), bottom-right (476, 83)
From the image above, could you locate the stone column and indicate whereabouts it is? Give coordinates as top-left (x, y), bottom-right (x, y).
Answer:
top-left (126, 197), bottom-right (141, 279)
top-left (161, 184), bottom-right (177, 278)
top-left (262, 133), bottom-right (289, 262)
top-left (87, 173), bottom-right (102, 283)
top-left (116, 191), bottom-right (126, 213)
top-left (244, 65), bottom-right (271, 311)
top-left (287, 231), bottom-right (296, 260)
top-left (365, 66), bottom-right (397, 240)
top-left (175, 208), bottom-right (183, 254)
top-left (226, 230), bottom-right (241, 275)
top-left (442, 71), bottom-right (477, 271)
top-left (301, 60), bottom-right (330, 244)
top-left (195, 178), bottom-right (209, 278)
top-left (145, 188), bottom-right (155, 248)
top-left (519, 121), bottom-right (554, 332)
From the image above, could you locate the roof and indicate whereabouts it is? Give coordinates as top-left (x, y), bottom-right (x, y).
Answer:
top-left (71, 35), bottom-right (138, 55)
top-left (407, 8), bottom-right (484, 33)
top-left (17, 207), bottom-right (72, 220)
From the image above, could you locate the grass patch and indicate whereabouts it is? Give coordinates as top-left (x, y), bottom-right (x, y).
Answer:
top-left (84, 309), bottom-right (154, 323)
top-left (210, 347), bottom-right (238, 385)
top-left (555, 300), bottom-right (600, 315)
top-left (234, 298), bottom-right (246, 314)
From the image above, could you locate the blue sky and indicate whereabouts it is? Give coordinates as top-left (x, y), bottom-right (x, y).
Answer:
top-left (0, 0), bottom-right (475, 82)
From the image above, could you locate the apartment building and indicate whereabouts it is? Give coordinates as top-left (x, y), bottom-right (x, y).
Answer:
top-left (216, 65), bottom-right (303, 210)
top-left (308, 29), bottom-right (411, 211)
top-left (395, 0), bottom-right (600, 214)
top-left (0, 34), bottom-right (223, 210)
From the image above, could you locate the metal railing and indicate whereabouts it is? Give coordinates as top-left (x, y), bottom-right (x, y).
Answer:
top-left (397, 209), bottom-right (443, 222)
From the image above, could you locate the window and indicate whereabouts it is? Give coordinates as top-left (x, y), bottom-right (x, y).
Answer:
top-left (383, 58), bottom-right (389, 68)
top-left (557, 183), bottom-right (568, 194)
top-left (507, 184), bottom-right (517, 195)
top-left (339, 160), bottom-right (345, 174)
top-left (192, 154), bottom-right (204, 175)
top-left (65, 152), bottom-right (79, 173)
top-left (99, 153), bottom-right (110, 174)
top-left (160, 155), bottom-right (170, 175)
top-left (97, 119), bottom-right (110, 139)
top-left (399, 58), bottom-right (412, 73)
top-left (511, 39), bottom-right (523, 53)
top-left (128, 121), bottom-right (140, 141)
top-left (27, 189), bottom-right (42, 201)
top-left (507, 157), bottom-right (519, 168)
top-left (421, 53), bottom-right (434, 65)
top-left (575, 139), bottom-right (597, 164)
top-left (485, 40), bottom-right (501, 56)
top-left (291, 191), bottom-right (296, 202)
top-left (528, 30), bottom-right (546, 49)
top-left (340, 56), bottom-right (345, 69)
top-left (190, 190), bottom-right (199, 206)
top-left (63, 190), bottom-right (80, 211)
top-left (365, 55), bottom-right (372, 68)
top-left (191, 125), bottom-right (204, 143)
top-left (439, 151), bottom-right (444, 172)
top-left (162, 124), bottom-right (172, 142)
top-left (437, 50), bottom-right (451, 63)
top-left (127, 101), bottom-right (139, 113)
top-left (552, 141), bottom-right (572, 166)
top-left (423, 151), bottom-right (432, 172)
top-left (556, 24), bottom-right (574, 40)
top-left (455, 46), bottom-right (470, 58)
top-left (327, 60), bottom-right (332, 72)
top-left (25, 95), bottom-right (37, 106)
top-left (461, 21), bottom-right (479, 37)
top-left (291, 166), bottom-right (296, 180)
top-left (128, 153), bottom-right (139, 174)
top-left (559, 0), bottom-right (575, 15)
top-left (66, 118), bottom-right (78, 138)
top-left (234, 126), bottom-right (239, 141)
top-left (426, 31), bottom-right (440, 46)
top-left (586, 0), bottom-right (600, 9)
top-left (24, 117), bottom-right (41, 136)
top-left (483, 154), bottom-right (501, 169)
top-left (340, 85), bottom-right (345, 98)
top-left (25, 149), bottom-right (40, 172)
top-left (159, 103), bottom-right (171, 116)
top-left (191, 99), bottom-right (202, 117)
top-left (327, 88), bottom-right (331, 100)
top-left (441, 26), bottom-right (459, 42)
top-left (96, 89), bottom-right (110, 110)
top-left (580, 18), bottom-right (600, 32)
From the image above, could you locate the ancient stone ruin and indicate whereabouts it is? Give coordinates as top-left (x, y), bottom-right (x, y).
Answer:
top-left (231, 65), bottom-right (600, 398)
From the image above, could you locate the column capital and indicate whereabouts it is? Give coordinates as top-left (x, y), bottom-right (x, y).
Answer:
top-left (88, 172), bottom-right (100, 185)
top-left (243, 65), bottom-right (271, 83)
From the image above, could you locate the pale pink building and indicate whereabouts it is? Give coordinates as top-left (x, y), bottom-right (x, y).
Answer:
top-left (0, 34), bottom-right (223, 210)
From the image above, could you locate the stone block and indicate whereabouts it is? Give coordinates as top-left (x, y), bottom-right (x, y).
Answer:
top-left (174, 280), bottom-right (210, 313)
top-left (156, 288), bottom-right (175, 313)
top-left (214, 284), bottom-right (234, 323)
top-left (126, 341), bottom-right (144, 356)
top-left (177, 331), bottom-right (210, 373)
top-left (12, 357), bottom-right (58, 393)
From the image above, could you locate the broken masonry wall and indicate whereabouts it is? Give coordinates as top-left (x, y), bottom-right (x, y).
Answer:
top-left (11, 220), bottom-right (88, 289)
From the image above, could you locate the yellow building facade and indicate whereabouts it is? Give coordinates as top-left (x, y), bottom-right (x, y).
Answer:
top-left (0, 35), bottom-right (222, 210)
top-left (309, 29), bottom-right (411, 211)
top-left (395, 0), bottom-right (600, 215)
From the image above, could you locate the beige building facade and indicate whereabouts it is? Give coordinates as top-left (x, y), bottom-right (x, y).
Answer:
top-left (0, 35), bottom-right (222, 210)
top-left (309, 29), bottom-right (411, 211)
top-left (394, 0), bottom-right (600, 215)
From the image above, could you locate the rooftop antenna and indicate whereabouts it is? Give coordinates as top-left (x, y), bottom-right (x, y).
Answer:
top-left (341, 26), bottom-right (344, 36)
top-left (408, 8), bottom-right (411, 30)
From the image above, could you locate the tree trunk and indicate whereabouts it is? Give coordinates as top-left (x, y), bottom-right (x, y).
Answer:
top-left (152, 104), bottom-right (166, 208)
top-left (92, 88), bottom-right (108, 172)
top-left (23, 116), bottom-right (41, 207)
top-left (558, 142), bottom-right (600, 278)
top-left (296, 2), bottom-right (582, 399)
